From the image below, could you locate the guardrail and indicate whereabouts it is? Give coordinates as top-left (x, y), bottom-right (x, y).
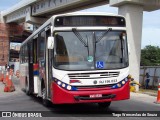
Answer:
top-left (140, 66), bottom-right (160, 89)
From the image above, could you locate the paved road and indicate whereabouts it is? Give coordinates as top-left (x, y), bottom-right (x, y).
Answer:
top-left (0, 76), bottom-right (160, 120)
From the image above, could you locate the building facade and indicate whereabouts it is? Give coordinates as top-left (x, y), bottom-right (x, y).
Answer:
top-left (0, 13), bottom-right (24, 65)
top-left (0, 23), bottom-right (9, 65)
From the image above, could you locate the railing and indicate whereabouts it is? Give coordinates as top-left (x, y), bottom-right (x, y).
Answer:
top-left (140, 66), bottom-right (160, 89)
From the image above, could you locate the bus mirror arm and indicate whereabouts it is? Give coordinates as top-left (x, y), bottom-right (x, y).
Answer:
top-left (47, 36), bottom-right (54, 49)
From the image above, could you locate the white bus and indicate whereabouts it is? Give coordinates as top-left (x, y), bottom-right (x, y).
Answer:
top-left (19, 12), bottom-right (129, 109)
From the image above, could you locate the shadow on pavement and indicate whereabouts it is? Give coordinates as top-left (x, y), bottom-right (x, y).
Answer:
top-left (28, 94), bottom-right (117, 116)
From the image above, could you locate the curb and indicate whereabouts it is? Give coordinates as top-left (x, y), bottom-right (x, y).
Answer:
top-left (139, 92), bottom-right (157, 97)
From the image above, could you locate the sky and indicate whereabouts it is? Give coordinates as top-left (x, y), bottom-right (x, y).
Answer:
top-left (0, 0), bottom-right (160, 48)
top-left (82, 5), bottom-right (160, 48)
top-left (0, 0), bottom-right (21, 11)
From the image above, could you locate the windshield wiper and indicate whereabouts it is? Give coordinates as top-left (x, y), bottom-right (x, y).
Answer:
top-left (93, 32), bottom-right (97, 52)
top-left (96, 28), bottom-right (112, 43)
top-left (72, 28), bottom-right (88, 47)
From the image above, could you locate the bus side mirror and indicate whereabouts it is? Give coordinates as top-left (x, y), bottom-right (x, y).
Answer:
top-left (47, 37), bottom-right (54, 49)
top-left (128, 43), bottom-right (130, 55)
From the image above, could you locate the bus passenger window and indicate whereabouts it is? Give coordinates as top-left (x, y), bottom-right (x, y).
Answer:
top-left (39, 31), bottom-right (45, 60)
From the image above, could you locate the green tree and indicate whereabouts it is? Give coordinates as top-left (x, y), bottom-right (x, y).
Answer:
top-left (141, 45), bottom-right (160, 66)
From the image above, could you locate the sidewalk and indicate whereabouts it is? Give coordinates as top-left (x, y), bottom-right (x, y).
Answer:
top-left (138, 88), bottom-right (158, 97)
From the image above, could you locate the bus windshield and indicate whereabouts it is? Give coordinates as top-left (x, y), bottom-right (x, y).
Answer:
top-left (53, 30), bottom-right (128, 70)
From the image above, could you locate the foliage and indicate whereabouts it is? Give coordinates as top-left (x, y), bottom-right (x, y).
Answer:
top-left (141, 45), bottom-right (160, 66)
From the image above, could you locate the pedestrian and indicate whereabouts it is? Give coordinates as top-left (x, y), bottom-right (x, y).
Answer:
top-left (11, 64), bottom-right (15, 71)
top-left (7, 65), bottom-right (10, 72)
top-left (145, 73), bottom-right (150, 89)
top-left (5, 64), bottom-right (7, 70)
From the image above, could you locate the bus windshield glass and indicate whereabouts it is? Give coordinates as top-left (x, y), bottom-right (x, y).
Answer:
top-left (53, 30), bottom-right (128, 70)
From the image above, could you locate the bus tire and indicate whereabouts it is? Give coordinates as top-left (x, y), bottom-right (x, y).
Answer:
top-left (42, 86), bottom-right (51, 107)
top-left (98, 102), bottom-right (111, 109)
top-left (25, 77), bottom-right (31, 95)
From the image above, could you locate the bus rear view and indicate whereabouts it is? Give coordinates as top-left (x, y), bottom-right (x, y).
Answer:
top-left (20, 13), bottom-right (130, 109)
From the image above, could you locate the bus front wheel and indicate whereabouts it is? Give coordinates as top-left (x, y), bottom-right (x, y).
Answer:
top-left (42, 87), bottom-right (51, 107)
top-left (98, 102), bottom-right (111, 109)
top-left (25, 77), bottom-right (31, 95)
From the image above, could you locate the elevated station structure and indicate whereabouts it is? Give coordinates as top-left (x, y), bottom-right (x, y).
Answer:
top-left (110, 0), bottom-right (160, 89)
top-left (0, 22), bottom-right (25, 65)
top-left (1, 0), bottom-right (160, 90)
top-left (1, 0), bottom-right (108, 24)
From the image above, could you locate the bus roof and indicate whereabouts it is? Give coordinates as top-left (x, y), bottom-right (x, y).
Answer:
top-left (54, 12), bottom-right (124, 17)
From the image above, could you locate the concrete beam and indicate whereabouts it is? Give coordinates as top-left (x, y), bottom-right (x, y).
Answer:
top-left (2, 0), bottom-right (37, 17)
top-left (4, 7), bottom-right (31, 23)
top-left (2, 0), bottom-right (108, 23)
top-left (31, 0), bottom-right (108, 16)
top-left (118, 4), bottom-right (143, 91)
top-left (110, 0), bottom-right (160, 11)
top-left (25, 13), bottom-right (47, 25)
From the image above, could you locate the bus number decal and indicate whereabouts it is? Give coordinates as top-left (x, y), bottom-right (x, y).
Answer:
top-left (99, 79), bottom-right (117, 84)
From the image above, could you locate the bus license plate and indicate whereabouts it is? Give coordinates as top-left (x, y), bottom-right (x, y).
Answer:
top-left (90, 94), bottom-right (102, 98)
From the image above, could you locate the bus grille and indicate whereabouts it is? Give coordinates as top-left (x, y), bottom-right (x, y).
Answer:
top-left (68, 72), bottom-right (119, 79)
top-left (76, 84), bottom-right (115, 91)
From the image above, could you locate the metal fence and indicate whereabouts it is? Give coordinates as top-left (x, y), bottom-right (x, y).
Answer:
top-left (140, 66), bottom-right (160, 89)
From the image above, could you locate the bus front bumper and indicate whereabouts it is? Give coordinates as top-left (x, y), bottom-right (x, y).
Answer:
top-left (51, 81), bottom-right (130, 104)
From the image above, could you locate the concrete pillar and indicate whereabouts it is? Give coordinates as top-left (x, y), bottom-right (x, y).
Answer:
top-left (0, 17), bottom-right (9, 66)
top-left (118, 4), bottom-right (143, 91)
top-left (0, 12), bottom-right (4, 23)
top-left (25, 13), bottom-right (47, 25)
top-left (0, 12), bottom-right (1, 22)
top-left (0, 12), bottom-right (2, 23)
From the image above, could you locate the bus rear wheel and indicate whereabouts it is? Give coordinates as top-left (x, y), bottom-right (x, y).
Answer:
top-left (98, 102), bottom-right (111, 109)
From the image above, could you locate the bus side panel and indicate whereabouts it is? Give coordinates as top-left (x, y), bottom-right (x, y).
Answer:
top-left (51, 81), bottom-right (130, 104)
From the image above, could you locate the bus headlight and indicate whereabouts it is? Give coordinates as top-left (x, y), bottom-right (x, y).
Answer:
top-left (111, 77), bottom-right (128, 89)
top-left (57, 81), bottom-right (61, 85)
top-left (62, 83), bottom-right (66, 88)
top-left (117, 83), bottom-right (121, 87)
top-left (125, 78), bottom-right (128, 82)
top-left (54, 79), bottom-right (77, 91)
top-left (67, 85), bottom-right (72, 90)
top-left (122, 81), bottom-right (125, 85)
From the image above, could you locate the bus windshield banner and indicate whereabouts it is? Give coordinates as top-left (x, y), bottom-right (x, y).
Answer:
top-left (54, 16), bottom-right (126, 27)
